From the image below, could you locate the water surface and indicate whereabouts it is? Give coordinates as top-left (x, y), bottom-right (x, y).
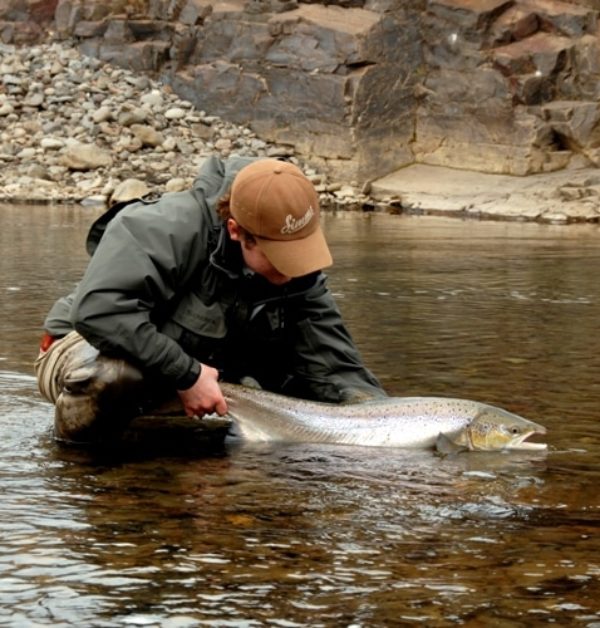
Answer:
top-left (0, 205), bottom-right (599, 626)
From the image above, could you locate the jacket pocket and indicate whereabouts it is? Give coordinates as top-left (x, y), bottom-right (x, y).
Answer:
top-left (170, 293), bottom-right (227, 339)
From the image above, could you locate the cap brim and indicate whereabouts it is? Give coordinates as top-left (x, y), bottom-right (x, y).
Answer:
top-left (255, 225), bottom-right (333, 278)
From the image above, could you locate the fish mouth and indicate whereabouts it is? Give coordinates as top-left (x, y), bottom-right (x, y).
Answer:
top-left (509, 426), bottom-right (547, 451)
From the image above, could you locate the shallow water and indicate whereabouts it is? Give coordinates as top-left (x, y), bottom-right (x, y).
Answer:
top-left (1, 205), bottom-right (599, 626)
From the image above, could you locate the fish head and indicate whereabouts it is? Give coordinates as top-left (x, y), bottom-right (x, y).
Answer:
top-left (463, 406), bottom-right (547, 451)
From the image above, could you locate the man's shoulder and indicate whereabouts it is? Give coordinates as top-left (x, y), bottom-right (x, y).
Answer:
top-left (121, 188), bottom-right (213, 226)
top-left (193, 155), bottom-right (260, 208)
top-left (90, 190), bottom-right (215, 265)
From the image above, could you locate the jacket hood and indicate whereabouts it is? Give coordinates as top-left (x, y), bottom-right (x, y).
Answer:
top-left (192, 155), bottom-right (259, 214)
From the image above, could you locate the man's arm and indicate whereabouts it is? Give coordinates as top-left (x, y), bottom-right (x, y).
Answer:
top-left (71, 201), bottom-right (197, 385)
top-left (289, 274), bottom-right (387, 403)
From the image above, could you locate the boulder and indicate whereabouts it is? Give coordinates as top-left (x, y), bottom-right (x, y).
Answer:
top-left (61, 142), bottom-right (113, 170)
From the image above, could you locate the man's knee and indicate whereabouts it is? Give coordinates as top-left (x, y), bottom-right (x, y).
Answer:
top-left (54, 355), bottom-right (145, 444)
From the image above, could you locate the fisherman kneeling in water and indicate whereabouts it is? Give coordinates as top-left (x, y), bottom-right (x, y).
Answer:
top-left (35, 157), bottom-right (386, 444)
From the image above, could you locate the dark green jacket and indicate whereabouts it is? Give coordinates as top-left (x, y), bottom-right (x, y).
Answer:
top-left (44, 156), bottom-right (385, 402)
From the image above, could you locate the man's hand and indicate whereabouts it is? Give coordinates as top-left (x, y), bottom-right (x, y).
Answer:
top-left (177, 363), bottom-right (227, 418)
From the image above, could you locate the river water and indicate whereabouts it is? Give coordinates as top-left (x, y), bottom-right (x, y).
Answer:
top-left (0, 204), bottom-right (599, 627)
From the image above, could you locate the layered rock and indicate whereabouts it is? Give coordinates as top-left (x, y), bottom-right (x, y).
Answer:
top-left (415, 0), bottom-right (600, 175)
top-left (46, 0), bottom-right (422, 183)
top-left (0, 0), bottom-right (58, 43)
top-left (2, 0), bottom-right (600, 185)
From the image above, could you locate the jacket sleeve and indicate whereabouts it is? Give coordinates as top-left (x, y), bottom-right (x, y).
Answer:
top-left (44, 290), bottom-right (76, 337)
top-left (70, 195), bottom-right (205, 389)
top-left (290, 274), bottom-right (387, 402)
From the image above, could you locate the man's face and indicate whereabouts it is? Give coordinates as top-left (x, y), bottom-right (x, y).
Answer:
top-left (227, 219), bottom-right (292, 286)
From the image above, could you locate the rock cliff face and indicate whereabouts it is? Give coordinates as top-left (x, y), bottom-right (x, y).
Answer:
top-left (2, 0), bottom-right (600, 185)
top-left (417, 0), bottom-right (600, 176)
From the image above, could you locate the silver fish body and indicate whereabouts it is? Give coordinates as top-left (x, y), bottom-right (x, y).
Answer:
top-left (220, 383), bottom-right (547, 451)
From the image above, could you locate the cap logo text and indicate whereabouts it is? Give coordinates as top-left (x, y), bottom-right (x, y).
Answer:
top-left (281, 206), bottom-right (315, 235)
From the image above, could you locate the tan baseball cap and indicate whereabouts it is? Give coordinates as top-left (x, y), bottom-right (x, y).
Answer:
top-left (229, 159), bottom-right (333, 277)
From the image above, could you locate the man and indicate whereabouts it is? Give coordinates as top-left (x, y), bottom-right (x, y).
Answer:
top-left (35, 156), bottom-right (386, 444)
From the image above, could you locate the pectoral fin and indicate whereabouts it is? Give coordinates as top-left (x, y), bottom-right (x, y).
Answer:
top-left (435, 432), bottom-right (468, 456)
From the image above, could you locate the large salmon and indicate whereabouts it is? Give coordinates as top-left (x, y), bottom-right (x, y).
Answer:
top-left (220, 383), bottom-right (547, 452)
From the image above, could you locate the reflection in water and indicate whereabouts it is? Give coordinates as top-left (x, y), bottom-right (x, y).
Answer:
top-left (1, 205), bottom-right (599, 626)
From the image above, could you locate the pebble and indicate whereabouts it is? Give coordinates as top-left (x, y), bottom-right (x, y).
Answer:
top-left (164, 107), bottom-right (186, 119)
top-left (40, 137), bottom-right (65, 149)
top-left (0, 42), bottom-right (371, 210)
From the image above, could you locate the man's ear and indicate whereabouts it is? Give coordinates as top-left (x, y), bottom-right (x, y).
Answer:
top-left (227, 218), bottom-right (241, 241)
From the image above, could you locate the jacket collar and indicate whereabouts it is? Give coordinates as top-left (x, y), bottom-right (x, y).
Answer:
top-left (209, 224), bottom-right (244, 279)
top-left (208, 223), bottom-right (322, 297)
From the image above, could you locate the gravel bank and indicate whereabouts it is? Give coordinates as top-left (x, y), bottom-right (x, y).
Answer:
top-left (0, 41), bottom-right (368, 209)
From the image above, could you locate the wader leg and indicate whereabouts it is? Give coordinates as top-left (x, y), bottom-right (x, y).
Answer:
top-left (35, 332), bottom-right (147, 444)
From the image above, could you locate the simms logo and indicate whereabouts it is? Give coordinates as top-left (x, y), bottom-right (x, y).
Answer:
top-left (281, 206), bottom-right (315, 235)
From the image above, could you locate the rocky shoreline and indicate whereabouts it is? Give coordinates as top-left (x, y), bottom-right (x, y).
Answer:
top-left (0, 41), bottom-right (369, 211)
top-left (3, 41), bottom-right (600, 224)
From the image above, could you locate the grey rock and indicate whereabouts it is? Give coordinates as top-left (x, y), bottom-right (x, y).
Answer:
top-left (61, 142), bottom-right (113, 170)
top-left (131, 124), bottom-right (165, 147)
top-left (109, 178), bottom-right (151, 205)
top-left (41, 137), bottom-right (66, 150)
top-left (164, 107), bottom-right (186, 119)
top-left (118, 107), bottom-right (148, 126)
top-left (92, 105), bottom-right (112, 122)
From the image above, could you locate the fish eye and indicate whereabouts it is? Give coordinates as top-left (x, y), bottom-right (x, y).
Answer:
top-left (511, 427), bottom-right (520, 434)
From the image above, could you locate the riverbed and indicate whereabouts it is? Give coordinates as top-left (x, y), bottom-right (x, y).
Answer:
top-left (1, 205), bottom-right (599, 626)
